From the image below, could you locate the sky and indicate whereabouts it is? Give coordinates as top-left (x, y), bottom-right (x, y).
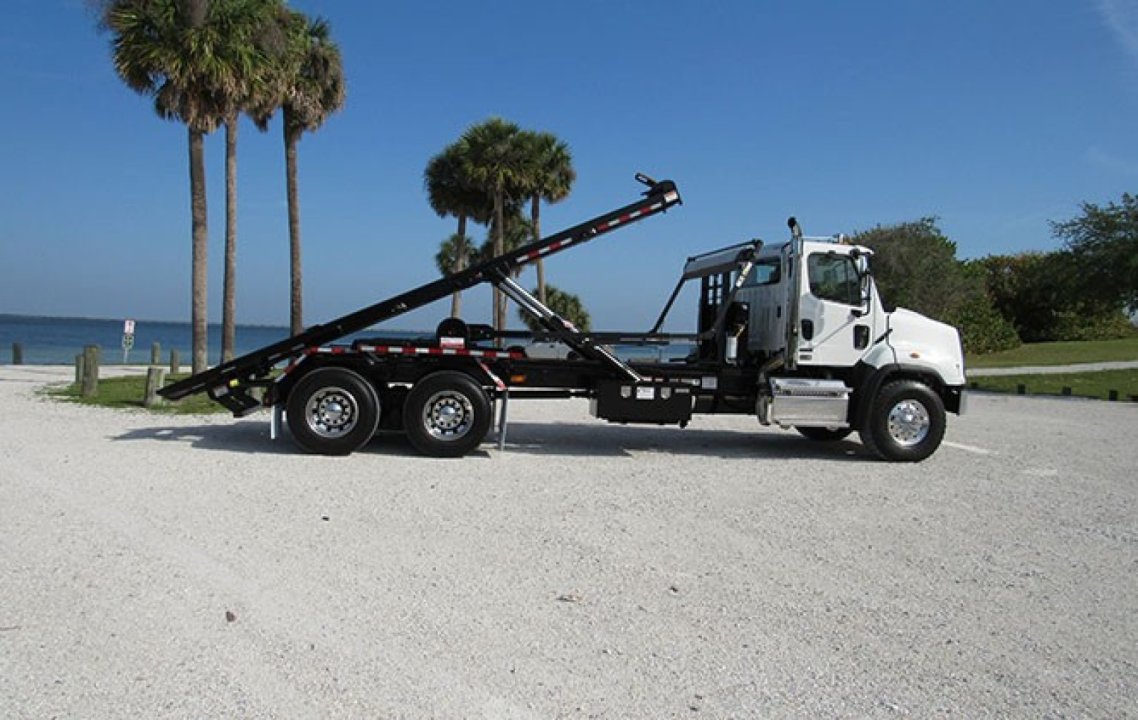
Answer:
top-left (1, 0), bottom-right (1137, 333)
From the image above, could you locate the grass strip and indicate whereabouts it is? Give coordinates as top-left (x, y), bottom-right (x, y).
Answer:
top-left (968, 368), bottom-right (1138, 401)
top-left (46, 374), bottom-right (229, 414)
top-left (967, 337), bottom-right (1138, 368)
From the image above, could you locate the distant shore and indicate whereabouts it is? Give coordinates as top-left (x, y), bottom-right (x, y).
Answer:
top-left (0, 313), bottom-right (425, 365)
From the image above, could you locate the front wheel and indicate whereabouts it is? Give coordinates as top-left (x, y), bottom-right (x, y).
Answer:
top-left (286, 367), bottom-right (380, 456)
top-left (403, 371), bottom-right (492, 457)
top-left (859, 380), bottom-right (946, 462)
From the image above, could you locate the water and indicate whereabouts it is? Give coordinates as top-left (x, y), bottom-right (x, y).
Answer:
top-left (0, 314), bottom-right (693, 366)
top-left (0, 314), bottom-right (289, 365)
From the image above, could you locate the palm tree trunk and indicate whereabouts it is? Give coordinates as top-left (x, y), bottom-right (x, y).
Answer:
top-left (531, 194), bottom-right (545, 304)
top-left (285, 122), bottom-right (303, 336)
top-left (493, 190), bottom-right (505, 333)
top-left (451, 214), bottom-right (467, 318)
top-left (221, 116), bottom-right (238, 363)
top-left (184, 0), bottom-right (208, 27)
top-left (188, 126), bottom-right (209, 374)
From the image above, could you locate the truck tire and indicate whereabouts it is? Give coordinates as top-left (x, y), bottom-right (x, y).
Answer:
top-left (859, 379), bottom-right (945, 462)
top-left (286, 367), bottom-right (380, 456)
top-left (795, 426), bottom-right (852, 442)
top-left (403, 371), bottom-right (491, 457)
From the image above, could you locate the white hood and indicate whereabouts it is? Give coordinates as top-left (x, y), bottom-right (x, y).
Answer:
top-left (886, 308), bottom-right (966, 385)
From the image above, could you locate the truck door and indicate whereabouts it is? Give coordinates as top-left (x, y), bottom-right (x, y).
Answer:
top-left (796, 250), bottom-right (875, 368)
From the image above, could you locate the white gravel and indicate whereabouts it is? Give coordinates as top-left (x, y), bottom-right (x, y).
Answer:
top-left (1, 366), bottom-right (1136, 718)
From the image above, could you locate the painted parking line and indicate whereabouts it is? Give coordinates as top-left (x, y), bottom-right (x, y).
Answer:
top-left (943, 441), bottom-right (994, 456)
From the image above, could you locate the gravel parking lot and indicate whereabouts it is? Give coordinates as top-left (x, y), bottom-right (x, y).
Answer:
top-left (1, 366), bottom-right (1136, 718)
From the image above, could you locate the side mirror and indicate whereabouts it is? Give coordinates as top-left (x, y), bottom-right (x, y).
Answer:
top-left (849, 263), bottom-right (872, 317)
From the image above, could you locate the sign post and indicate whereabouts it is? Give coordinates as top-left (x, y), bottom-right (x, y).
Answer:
top-left (122, 319), bottom-right (136, 365)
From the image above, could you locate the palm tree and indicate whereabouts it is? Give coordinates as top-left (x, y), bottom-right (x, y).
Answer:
top-left (424, 141), bottom-right (492, 317)
top-left (479, 210), bottom-right (533, 267)
top-left (435, 232), bottom-right (473, 281)
top-left (519, 131), bottom-right (575, 305)
top-left (219, 0), bottom-right (279, 362)
top-left (250, 9), bottom-right (346, 336)
top-left (460, 118), bottom-right (529, 334)
top-left (517, 284), bottom-right (591, 333)
top-left (104, 0), bottom-right (262, 373)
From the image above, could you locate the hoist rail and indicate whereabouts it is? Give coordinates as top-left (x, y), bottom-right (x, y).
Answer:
top-left (159, 175), bottom-right (682, 402)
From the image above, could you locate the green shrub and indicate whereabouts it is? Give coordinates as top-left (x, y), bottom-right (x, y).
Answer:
top-left (948, 296), bottom-right (1021, 355)
top-left (1050, 309), bottom-right (1137, 341)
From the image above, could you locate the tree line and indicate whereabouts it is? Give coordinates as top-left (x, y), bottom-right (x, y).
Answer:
top-left (96, 0), bottom-right (345, 373)
top-left (853, 192), bottom-right (1138, 355)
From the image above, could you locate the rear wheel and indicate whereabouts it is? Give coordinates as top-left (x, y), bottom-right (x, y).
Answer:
top-left (286, 367), bottom-right (380, 455)
top-left (859, 379), bottom-right (945, 462)
top-left (403, 371), bottom-right (491, 457)
top-left (795, 426), bottom-right (852, 442)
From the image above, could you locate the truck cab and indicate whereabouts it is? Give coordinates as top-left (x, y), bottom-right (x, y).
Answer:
top-left (736, 229), bottom-right (967, 461)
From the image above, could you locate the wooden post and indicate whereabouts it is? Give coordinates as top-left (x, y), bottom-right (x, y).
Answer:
top-left (74, 354), bottom-right (84, 385)
top-left (82, 345), bottom-right (100, 398)
top-left (150, 342), bottom-right (161, 366)
top-left (144, 367), bottom-right (167, 408)
top-left (11, 343), bottom-right (23, 365)
top-left (169, 349), bottom-right (181, 376)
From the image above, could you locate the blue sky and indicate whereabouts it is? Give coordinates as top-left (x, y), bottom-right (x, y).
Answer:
top-left (2, 0), bottom-right (1137, 332)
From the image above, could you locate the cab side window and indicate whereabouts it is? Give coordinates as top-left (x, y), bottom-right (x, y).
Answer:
top-left (807, 253), bottom-right (860, 305)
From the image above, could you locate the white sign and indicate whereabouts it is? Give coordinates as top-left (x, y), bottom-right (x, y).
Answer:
top-left (123, 319), bottom-right (136, 335)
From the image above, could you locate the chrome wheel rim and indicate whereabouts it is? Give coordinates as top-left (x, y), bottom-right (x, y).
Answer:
top-left (305, 386), bottom-right (359, 438)
top-left (887, 399), bottom-right (930, 447)
top-left (422, 390), bottom-right (473, 441)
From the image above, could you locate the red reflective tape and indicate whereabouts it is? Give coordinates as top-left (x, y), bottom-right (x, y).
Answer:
top-left (327, 344), bottom-right (524, 361)
top-left (478, 360), bottom-right (506, 390)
